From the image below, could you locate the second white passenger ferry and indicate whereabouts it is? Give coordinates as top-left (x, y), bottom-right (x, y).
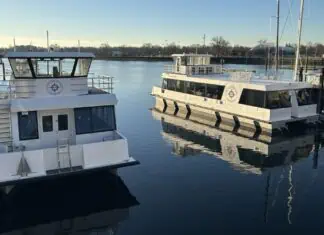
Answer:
top-left (152, 53), bottom-right (319, 136)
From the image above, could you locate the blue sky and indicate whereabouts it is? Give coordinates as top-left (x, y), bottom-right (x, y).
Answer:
top-left (0, 0), bottom-right (323, 47)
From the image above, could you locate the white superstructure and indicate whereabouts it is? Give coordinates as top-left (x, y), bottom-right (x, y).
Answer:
top-left (0, 51), bottom-right (138, 186)
top-left (152, 54), bottom-right (319, 135)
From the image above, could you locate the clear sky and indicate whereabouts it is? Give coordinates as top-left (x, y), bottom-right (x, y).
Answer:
top-left (0, 0), bottom-right (323, 47)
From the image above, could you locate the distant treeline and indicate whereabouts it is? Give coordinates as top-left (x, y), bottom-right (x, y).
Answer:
top-left (1, 36), bottom-right (324, 59)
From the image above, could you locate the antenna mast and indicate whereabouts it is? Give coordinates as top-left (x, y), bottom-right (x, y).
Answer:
top-left (46, 30), bottom-right (50, 52)
top-left (13, 38), bottom-right (16, 52)
top-left (203, 34), bottom-right (206, 47)
top-left (275, 0), bottom-right (280, 73)
top-left (294, 0), bottom-right (305, 81)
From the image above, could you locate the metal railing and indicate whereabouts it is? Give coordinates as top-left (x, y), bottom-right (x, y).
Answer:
top-left (164, 64), bottom-right (223, 75)
top-left (88, 74), bottom-right (114, 94)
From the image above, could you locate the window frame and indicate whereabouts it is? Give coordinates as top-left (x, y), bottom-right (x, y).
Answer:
top-left (18, 111), bottom-right (39, 141)
top-left (8, 57), bottom-right (93, 79)
top-left (74, 106), bottom-right (116, 135)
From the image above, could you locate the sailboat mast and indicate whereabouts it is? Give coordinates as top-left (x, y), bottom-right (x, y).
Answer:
top-left (275, 0), bottom-right (280, 73)
top-left (294, 0), bottom-right (305, 81)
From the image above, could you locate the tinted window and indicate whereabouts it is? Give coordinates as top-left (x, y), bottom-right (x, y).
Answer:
top-left (58, 114), bottom-right (68, 131)
top-left (194, 83), bottom-right (206, 96)
top-left (74, 108), bottom-right (92, 134)
top-left (239, 89), bottom-right (266, 108)
top-left (18, 111), bottom-right (39, 140)
top-left (92, 106), bottom-right (116, 132)
top-left (42, 116), bottom-right (53, 132)
top-left (162, 79), bottom-right (167, 89)
top-left (186, 82), bottom-right (195, 95)
top-left (75, 106), bottom-right (116, 135)
top-left (166, 79), bottom-right (177, 91)
top-left (206, 85), bottom-right (224, 99)
top-left (266, 91), bottom-right (291, 109)
top-left (175, 80), bottom-right (185, 92)
top-left (297, 89), bottom-right (317, 106)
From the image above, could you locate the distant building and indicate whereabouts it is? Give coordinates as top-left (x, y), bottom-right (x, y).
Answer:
top-left (112, 50), bottom-right (123, 57)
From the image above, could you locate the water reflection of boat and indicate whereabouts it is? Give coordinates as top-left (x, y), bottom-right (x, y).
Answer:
top-left (152, 110), bottom-right (315, 175)
top-left (0, 170), bottom-right (138, 234)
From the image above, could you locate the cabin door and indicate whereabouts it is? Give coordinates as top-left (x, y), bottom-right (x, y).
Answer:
top-left (39, 109), bottom-right (72, 148)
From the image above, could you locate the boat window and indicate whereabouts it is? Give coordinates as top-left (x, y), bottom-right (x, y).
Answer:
top-left (296, 88), bottom-right (317, 106)
top-left (74, 58), bottom-right (92, 77)
top-left (194, 83), bottom-right (206, 97)
top-left (162, 79), bottom-right (168, 89)
top-left (58, 114), bottom-right (68, 131)
top-left (61, 59), bottom-right (75, 77)
top-left (91, 106), bottom-right (116, 132)
top-left (181, 57), bottom-right (188, 66)
top-left (207, 67), bottom-right (213, 74)
top-left (186, 82), bottom-right (195, 95)
top-left (74, 106), bottom-right (116, 135)
top-left (31, 58), bottom-right (77, 78)
top-left (42, 115), bottom-right (53, 132)
top-left (33, 59), bottom-right (60, 78)
top-left (18, 111), bottom-right (39, 140)
top-left (166, 79), bottom-right (177, 91)
top-left (191, 67), bottom-right (196, 74)
top-left (198, 67), bottom-right (205, 74)
top-left (175, 80), bottom-right (185, 92)
top-left (9, 59), bottom-right (33, 78)
top-left (239, 89), bottom-right (266, 108)
top-left (206, 85), bottom-right (224, 99)
top-left (266, 91), bottom-right (291, 109)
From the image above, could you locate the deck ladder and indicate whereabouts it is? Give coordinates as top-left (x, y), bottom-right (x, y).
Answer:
top-left (0, 99), bottom-right (12, 151)
top-left (56, 138), bottom-right (72, 171)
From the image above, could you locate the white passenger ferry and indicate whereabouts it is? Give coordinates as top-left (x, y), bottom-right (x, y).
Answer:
top-left (152, 54), bottom-right (319, 135)
top-left (0, 51), bottom-right (138, 186)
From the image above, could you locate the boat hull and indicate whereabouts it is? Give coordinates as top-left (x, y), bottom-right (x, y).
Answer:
top-left (0, 132), bottom-right (138, 187)
top-left (152, 87), bottom-right (319, 136)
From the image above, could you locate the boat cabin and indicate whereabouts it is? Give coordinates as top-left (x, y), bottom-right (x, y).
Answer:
top-left (2, 52), bottom-right (117, 152)
top-left (169, 54), bottom-right (222, 75)
top-left (0, 51), bottom-right (137, 186)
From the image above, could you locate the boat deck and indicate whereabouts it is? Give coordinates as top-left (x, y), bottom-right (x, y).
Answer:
top-left (163, 71), bottom-right (313, 90)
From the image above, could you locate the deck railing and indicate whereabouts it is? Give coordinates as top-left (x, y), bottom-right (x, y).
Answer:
top-left (164, 64), bottom-right (223, 75)
top-left (88, 74), bottom-right (114, 94)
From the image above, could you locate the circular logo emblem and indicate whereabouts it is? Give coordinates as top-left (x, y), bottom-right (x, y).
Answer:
top-left (47, 80), bottom-right (63, 95)
top-left (226, 86), bottom-right (237, 102)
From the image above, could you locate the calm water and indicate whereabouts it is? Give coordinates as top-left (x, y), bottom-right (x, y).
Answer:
top-left (2, 61), bottom-right (324, 234)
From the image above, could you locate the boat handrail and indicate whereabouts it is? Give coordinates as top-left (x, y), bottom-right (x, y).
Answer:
top-left (164, 64), bottom-right (223, 75)
top-left (88, 74), bottom-right (114, 94)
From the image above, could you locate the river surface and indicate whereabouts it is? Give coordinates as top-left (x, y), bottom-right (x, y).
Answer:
top-left (1, 61), bottom-right (324, 234)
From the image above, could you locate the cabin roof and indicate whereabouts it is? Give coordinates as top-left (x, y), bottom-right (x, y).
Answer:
top-left (163, 72), bottom-right (313, 91)
top-left (171, 54), bottom-right (213, 57)
top-left (5, 51), bottom-right (95, 59)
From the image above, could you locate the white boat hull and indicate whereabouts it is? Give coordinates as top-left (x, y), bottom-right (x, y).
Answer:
top-left (0, 132), bottom-right (138, 186)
